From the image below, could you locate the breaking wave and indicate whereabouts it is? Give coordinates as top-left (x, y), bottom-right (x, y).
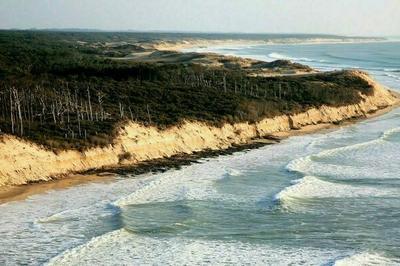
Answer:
top-left (268, 52), bottom-right (327, 63)
top-left (385, 73), bottom-right (400, 81)
top-left (275, 175), bottom-right (398, 204)
top-left (332, 252), bottom-right (399, 266)
top-left (46, 229), bottom-right (349, 266)
top-left (286, 127), bottom-right (400, 179)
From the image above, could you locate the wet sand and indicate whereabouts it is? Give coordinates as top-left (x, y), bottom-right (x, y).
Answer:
top-left (0, 174), bottom-right (116, 205)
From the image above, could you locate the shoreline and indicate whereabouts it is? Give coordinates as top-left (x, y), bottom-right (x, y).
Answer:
top-left (1, 94), bottom-right (398, 205)
top-left (152, 38), bottom-right (391, 52)
top-left (0, 174), bottom-right (115, 205)
top-left (0, 138), bottom-right (278, 205)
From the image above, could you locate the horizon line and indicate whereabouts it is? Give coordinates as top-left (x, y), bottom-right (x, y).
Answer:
top-left (0, 28), bottom-right (391, 39)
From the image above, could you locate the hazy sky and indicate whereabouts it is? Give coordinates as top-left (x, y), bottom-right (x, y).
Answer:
top-left (1, 0), bottom-right (399, 36)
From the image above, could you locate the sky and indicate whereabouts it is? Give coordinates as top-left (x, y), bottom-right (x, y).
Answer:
top-left (1, 0), bottom-right (400, 36)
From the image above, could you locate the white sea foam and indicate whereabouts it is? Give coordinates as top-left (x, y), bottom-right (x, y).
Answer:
top-left (226, 168), bottom-right (243, 176)
top-left (382, 127), bottom-right (400, 139)
top-left (47, 229), bottom-right (353, 266)
top-left (385, 73), bottom-right (400, 81)
top-left (37, 206), bottom-right (97, 223)
top-left (383, 68), bottom-right (400, 73)
top-left (286, 127), bottom-right (400, 179)
top-left (275, 176), bottom-right (398, 204)
top-left (268, 52), bottom-right (327, 63)
top-left (113, 165), bottom-right (230, 207)
top-left (114, 165), bottom-right (260, 208)
top-left (333, 252), bottom-right (399, 266)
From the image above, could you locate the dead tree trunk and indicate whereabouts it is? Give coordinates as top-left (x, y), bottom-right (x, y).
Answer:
top-left (9, 88), bottom-right (14, 134)
top-left (119, 102), bottom-right (124, 118)
top-left (223, 75), bottom-right (227, 93)
top-left (87, 86), bottom-right (93, 121)
top-left (146, 104), bottom-right (152, 124)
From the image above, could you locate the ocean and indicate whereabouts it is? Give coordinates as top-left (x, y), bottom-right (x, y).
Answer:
top-left (1, 40), bottom-right (400, 265)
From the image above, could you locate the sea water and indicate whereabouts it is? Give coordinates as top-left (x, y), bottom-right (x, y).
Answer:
top-left (1, 40), bottom-right (400, 265)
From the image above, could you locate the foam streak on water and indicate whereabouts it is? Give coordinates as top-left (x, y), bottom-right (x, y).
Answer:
top-left (45, 229), bottom-right (346, 266)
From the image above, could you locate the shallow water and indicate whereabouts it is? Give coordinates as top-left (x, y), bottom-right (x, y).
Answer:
top-left (1, 41), bottom-right (400, 266)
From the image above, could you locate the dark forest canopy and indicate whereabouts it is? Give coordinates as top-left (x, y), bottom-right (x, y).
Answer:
top-left (0, 31), bottom-right (373, 150)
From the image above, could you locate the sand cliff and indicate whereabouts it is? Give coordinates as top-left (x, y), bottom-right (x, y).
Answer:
top-left (0, 72), bottom-right (397, 187)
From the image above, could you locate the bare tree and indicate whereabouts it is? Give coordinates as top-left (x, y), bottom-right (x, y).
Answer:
top-left (9, 88), bottom-right (14, 134)
top-left (87, 86), bottom-right (93, 121)
top-left (146, 104), bottom-right (152, 124)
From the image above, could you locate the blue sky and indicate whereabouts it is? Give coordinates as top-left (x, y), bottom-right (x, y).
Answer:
top-left (1, 0), bottom-right (399, 36)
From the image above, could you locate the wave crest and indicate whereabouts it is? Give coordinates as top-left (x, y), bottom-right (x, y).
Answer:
top-left (286, 127), bottom-right (400, 177)
top-left (332, 252), bottom-right (398, 266)
top-left (47, 228), bottom-right (363, 266)
top-left (268, 52), bottom-right (326, 63)
top-left (274, 176), bottom-right (397, 207)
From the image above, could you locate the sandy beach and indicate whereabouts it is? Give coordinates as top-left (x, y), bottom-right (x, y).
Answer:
top-left (0, 174), bottom-right (116, 204)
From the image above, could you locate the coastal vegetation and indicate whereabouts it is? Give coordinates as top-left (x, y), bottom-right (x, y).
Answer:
top-left (0, 30), bottom-right (374, 150)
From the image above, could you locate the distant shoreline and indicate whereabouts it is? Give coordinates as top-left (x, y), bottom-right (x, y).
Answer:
top-left (151, 37), bottom-right (389, 52)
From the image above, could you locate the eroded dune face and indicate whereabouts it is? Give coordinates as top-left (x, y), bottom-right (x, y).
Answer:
top-left (0, 72), bottom-right (397, 187)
